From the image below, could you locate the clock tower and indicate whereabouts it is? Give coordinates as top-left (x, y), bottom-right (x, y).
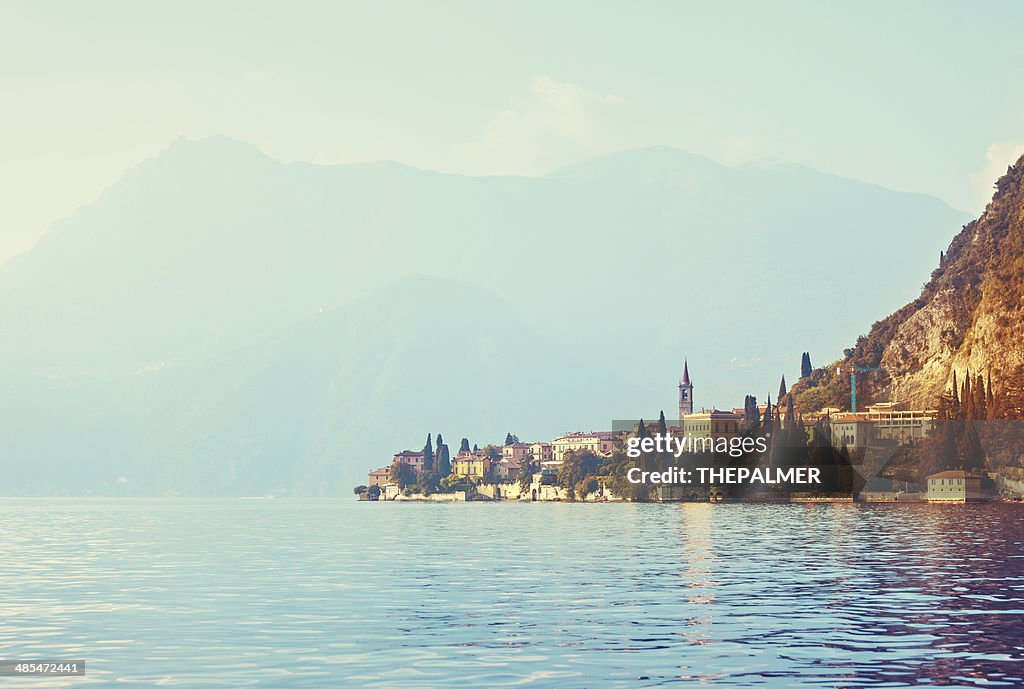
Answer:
top-left (678, 360), bottom-right (693, 421)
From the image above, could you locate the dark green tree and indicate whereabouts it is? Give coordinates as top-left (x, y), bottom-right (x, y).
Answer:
top-left (920, 392), bottom-right (957, 477)
top-left (417, 470), bottom-right (441, 495)
top-left (954, 374), bottom-right (985, 471)
top-left (657, 410), bottom-right (669, 471)
top-left (801, 352), bottom-right (813, 378)
top-left (557, 449), bottom-right (603, 499)
top-left (962, 370), bottom-right (973, 420)
top-left (603, 449), bottom-right (649, 501)
top-left (389, 461), bottom-right (416, 489)
top-left (422, 434), bottom-right (434, 472)
top-left (768, 406), bottom-right (784, 470)
top-left (974, 374), bottom-right (987, 421)
top-left (785, 395), bottom-right (798, 442)
top-left (460, 438), bottom-right (471, 452)
top-left (517, 460), bottom-right (534, 491)
top-left (504, 433), bottom-right (519, 446)
top-left (778, 375), bottom-right (788, 400)
top-left (634, 418), bottom-right (650, 472)
top-left (744, 395), bottom-right (760, 430)
top-left (436, 443), bottom-right (451, 476)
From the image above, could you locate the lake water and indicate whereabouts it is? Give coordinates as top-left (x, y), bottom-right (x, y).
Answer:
top-left (0, 499), bottom-right (1022, 688)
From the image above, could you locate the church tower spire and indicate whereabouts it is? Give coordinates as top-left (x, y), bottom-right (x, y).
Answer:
top-left (678, 360), bottom-right (694, 420)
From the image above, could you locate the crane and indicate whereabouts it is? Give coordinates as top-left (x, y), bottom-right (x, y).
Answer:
top-left (849, 366), bottom-right (903, 413)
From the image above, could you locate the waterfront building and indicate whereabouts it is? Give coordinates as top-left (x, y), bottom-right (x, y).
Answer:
top-left (926, 470), bottom-right (989, 502)
top-left (452, 450), bottom-right (491, 479)
top-left (368, 467), bottom-right (391, 488)
top-left (551, 431), bottom-right (621, 463)
top-left (393, 450), bottom-right (426, 475)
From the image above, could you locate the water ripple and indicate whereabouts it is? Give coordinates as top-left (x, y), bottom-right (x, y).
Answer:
top-left (0, 499), bottom-right (1022, 687)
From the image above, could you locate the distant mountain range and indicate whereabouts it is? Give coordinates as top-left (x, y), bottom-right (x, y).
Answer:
top-left (0, 137), bottom-right (970, 493)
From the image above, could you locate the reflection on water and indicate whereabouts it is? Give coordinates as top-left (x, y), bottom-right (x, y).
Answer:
top-left (0, 499), bottom-right (1022, 687)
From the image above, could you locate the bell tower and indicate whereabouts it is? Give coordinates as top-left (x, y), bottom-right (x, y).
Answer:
top-left (678, 360), bottom-right (693, 421)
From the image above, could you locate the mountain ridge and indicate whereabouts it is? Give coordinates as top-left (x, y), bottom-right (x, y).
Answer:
top-left (844, 154), bottom-right (1024, 412)
top-left (0, 137), bottom-right (974, 493)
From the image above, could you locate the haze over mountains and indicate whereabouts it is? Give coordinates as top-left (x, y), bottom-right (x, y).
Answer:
top-left (0, 137), bottom-right (970, 493)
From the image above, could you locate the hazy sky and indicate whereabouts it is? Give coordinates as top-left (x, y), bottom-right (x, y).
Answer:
top-left (3, 1), bottom-right (1024, 264)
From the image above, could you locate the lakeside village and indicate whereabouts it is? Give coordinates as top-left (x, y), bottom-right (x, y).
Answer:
top-left (355, 358), bottom-right (1024, 504)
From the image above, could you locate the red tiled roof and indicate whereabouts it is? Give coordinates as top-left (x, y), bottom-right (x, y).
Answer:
top-left (928, 470), bottom-right (982, 479)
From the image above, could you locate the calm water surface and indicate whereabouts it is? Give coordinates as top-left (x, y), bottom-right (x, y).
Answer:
top-left (0, 499), bottom-right (1022, 688)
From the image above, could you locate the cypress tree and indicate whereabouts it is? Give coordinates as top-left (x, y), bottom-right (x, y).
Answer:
top-left (460, 438), bottom-right (470, 453)
top-left (657, 410), bottom-right (669, 471)
top-left (744, 395), bottom-right (760, 430)
top-left (778, 375), bottom-right (787, 400)
top-left (422, 433), bottom-right (434, 472)
top-left (436, 443), bottom-right (451, 476)
top-left (768, 406), bottom-right (783, 470)
top-left (784, 394), bottom-right (804, 462)
top-left (987, 372), bottom-right (1002, 420)
top-left (974, 374), bottom-right (987, 421)
top-left (962, 372), bottom-right (973, 421)
top-left (952, 370), bottom-right (960, 415)
top-left (921, 392), bottom-right (956, 476)
top-left (801, 352), bottom-right (813, 378)
top-left (635, 418), bottom-right (649, 472)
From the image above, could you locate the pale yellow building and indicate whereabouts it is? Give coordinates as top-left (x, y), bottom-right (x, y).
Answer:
top-left (830, 403), bottom-right (937, 448)
top-left (682, 410), bottom-right (742, 441)
top-left (927, 470), bottom-right (989, 502)
top-left (863, 403), bottom-right (937, 444)
top-left (830, 413), bottom-right (876, 448)
top-left (529, 442), bottom-right (553, 464)
top-left (551, 431), bottom-right (620, 463)
top-left (451, 450), bottom-right (492, 480)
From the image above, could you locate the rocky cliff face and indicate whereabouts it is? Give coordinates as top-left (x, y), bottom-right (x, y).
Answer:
top-left (847, 154), bottom-right (1024, 411)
